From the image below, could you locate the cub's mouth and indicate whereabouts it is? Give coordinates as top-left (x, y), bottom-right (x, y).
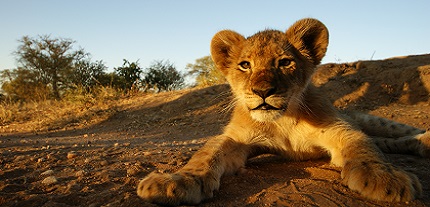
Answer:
top-left (251, 103), bottom-right (282, 111)
top-left (246, 95), bottom-right (288, 121)
top-left (249, 102), bottom-right (285, 122)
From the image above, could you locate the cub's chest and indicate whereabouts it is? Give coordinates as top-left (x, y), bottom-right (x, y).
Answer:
top-left (249, 120), bottom-right (325, 158)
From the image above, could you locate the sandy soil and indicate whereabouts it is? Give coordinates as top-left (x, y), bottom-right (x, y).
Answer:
top-left (1, 54), bottom-right (430, 207)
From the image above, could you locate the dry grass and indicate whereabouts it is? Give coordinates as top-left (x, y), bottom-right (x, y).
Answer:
top-left (0, 86), bottom-right (126, 133)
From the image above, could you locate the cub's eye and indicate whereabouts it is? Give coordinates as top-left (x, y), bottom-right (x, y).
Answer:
top-left (238, 61), bottom-right (251, 70)
top-left (278, 58), bottom-right (292, 67)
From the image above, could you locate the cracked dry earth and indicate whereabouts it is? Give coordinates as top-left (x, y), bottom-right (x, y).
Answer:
top-left (1, 54), bottom-right (430, 207)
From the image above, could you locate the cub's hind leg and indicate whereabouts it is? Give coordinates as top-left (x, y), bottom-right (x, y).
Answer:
top-left (137, 136), bottom-right (253, 206)
top-left (344, 111), bottom-right (425, 138)
top-left (345, 111), bottom-right (430, 157)
top-left (372, 131), bottom-right (430, 157)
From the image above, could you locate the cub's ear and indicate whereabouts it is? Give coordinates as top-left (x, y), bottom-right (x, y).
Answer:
top-left (210, 30), bottom-right (245, 75)
top-left (286, 18), bottom-right (329, 65)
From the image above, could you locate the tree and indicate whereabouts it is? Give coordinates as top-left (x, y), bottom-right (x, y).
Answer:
top-left (71, 59), bottom-right (107, 90)
top-left (97, 72), bottom-right (123, 89)
top-left (186, 55), bottom-right (225, 86)
top-left (143, 60), bottom-right (184, 92)
top-left (14, 35), bottom-right (87, 99)
top-left (114, 59), bottom-right (142, 92)
top-left (1, 68), bottom-right (50, 101)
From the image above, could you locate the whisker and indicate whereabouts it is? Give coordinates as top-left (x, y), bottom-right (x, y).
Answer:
top-left (209, 88), bottom-right (235, 115)
top-left (297, 92), bottom-right (315, 117)
top-left (220, 96), bottom-right (237, 114)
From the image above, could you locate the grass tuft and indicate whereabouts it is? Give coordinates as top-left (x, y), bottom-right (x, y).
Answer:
top-left (0, 86), bottom-right (123, 133)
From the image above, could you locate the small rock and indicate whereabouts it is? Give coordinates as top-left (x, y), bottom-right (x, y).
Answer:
top-left (42, 176), bottom-right (58, 185)
top-left (20, 139), bottom-right (29, 144)
top-left (143, 152), bottom-right (152, 156)
top-left (75, 170), bottom-right (87, 177)
top-left (41, 145), bottom-right (51, 150)
top-left (66, 181), bottom-right (82, 192)
top-left (46, 154), bottom-right (56, 160)
top-left (37, 158), bottom-right (45, 163)
top-left (100, 160), bottom-right (109, 166)
top-left (67, 151), bottom-right (78, 159)
top-left (127, 168), bottom-right (139, 176)
top-left (41, 170), bottom-right (54, 176)
top-left (14, 155), bottom-right (26, 162)
top-left (113, 143), bottom-right (120, 147)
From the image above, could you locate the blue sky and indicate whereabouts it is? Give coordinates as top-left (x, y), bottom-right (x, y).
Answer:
top-left (1, 0), bottom-right (429, 72)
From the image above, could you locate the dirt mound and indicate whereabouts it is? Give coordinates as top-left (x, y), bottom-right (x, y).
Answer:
top-left (1, 54), bottom-right (430, 207)
top-left (315, 54), bottom-right (430, 110)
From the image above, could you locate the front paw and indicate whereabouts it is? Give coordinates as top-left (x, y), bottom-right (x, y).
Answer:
top-left (137, 171), bottom-right (204, 206)
top-left (342, 160), bottom-right (422, 202)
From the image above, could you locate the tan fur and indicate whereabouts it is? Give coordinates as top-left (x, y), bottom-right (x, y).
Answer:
top-left (137, 18), bottom-right (430, 205)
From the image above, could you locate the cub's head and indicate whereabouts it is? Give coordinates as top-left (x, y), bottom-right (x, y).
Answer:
top-left (210, 18), bottom-right (329, 122)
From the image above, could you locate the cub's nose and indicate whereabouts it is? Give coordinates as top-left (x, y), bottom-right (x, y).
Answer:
top-left (252, 86), bottom-right (276, 99)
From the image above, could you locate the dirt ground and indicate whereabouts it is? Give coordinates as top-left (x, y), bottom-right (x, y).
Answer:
top-left (1, 54), bottom-right (430, 207)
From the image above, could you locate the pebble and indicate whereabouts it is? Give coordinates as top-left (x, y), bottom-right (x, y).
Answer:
top-left (46, 154), bottom-right (56, 160)
top-left (75, 170), bottom-right (87, 177)
top-left (42, 176), bottom-right (58, 185)
top-left (41, 145), bottom-right (51, 150)
top-left (100, 160), bottom-right (109, 166)
top-left (127, 168), bottom-right (139, 176)
top-left (20, 139), bottom-right (29, 144)
top-left (41, 170), bottom-right (54, 176)
top-left (66, 182), bottom-right (81, 192)
top-left (67, 151), bottom-right (78, 159)
top-left (14, 155), bottom-right (26, 162)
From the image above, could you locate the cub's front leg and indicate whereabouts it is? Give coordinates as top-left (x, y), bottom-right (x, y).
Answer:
top-left (324, 126), bottom-right (423, 202)
top-left (137, 136), bottom-right (250, 206)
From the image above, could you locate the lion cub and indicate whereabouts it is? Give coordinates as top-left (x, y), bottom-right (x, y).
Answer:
top-left (137, 18), bottom-right (430, 205)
